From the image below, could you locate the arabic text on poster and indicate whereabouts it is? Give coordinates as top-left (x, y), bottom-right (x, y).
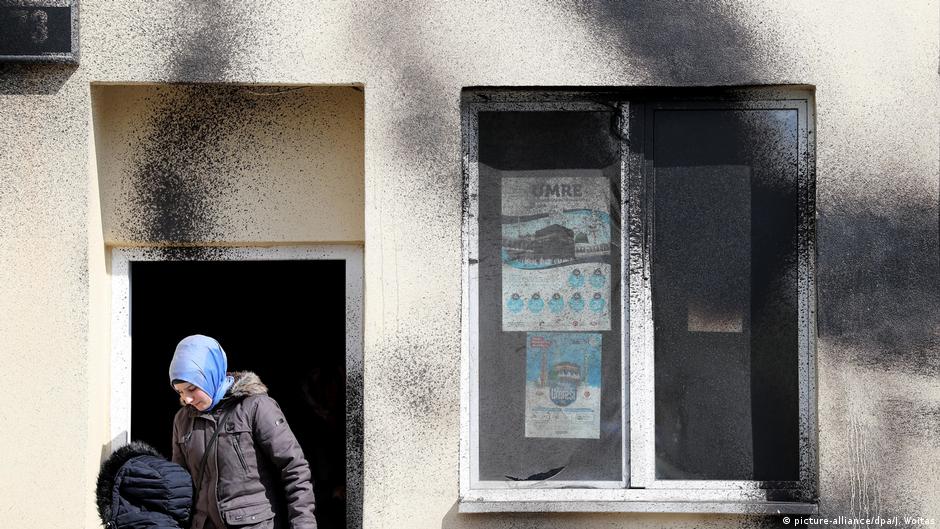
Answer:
top-left (525, 332), bottom-right (602, 439)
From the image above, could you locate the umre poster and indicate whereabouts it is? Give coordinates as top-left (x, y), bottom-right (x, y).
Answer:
top-left (525, 332), bottom-right (602, 439)
top-left (502, 174), bottom-right (611, 331)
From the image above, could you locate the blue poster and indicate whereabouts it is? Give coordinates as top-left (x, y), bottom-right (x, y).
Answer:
top-left (502, 174), bottom-right (611, 331)
top-left (524, 332), bottom-right (602, 439)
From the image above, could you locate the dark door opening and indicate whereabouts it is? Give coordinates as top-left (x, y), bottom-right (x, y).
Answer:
top-left (130, 259), bottom-right (347, 529)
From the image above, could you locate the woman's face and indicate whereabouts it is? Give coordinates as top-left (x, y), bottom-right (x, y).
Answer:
top-left (173, 381), bottom-right (212, 411)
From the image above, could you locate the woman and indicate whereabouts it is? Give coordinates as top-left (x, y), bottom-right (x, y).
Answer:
top-left (169, 334), bottom-right (317, 529)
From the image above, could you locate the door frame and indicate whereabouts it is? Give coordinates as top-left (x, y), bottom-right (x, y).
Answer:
top-left (109, 244), bottom-right (364, 526)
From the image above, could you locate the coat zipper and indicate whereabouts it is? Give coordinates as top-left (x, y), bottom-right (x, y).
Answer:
top-left (232, 437), bottom-right (250, 474)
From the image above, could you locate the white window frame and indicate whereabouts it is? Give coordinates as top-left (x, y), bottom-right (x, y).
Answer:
top-left (109, 244), bottom-right (364, 526)
top-left (459, 90), bottom-right (818, 514)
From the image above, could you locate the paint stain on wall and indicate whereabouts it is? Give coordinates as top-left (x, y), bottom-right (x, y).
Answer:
top-left (122, 86), bottom-right (266, 242)
top-left (373, 331), bottom-right (459, 427)
top-left (97, 82), bottom-right (364, 244)
top-left (846, 410), bottom-right (884, 523)
top-left (817, 206), bottom-right (940, 374)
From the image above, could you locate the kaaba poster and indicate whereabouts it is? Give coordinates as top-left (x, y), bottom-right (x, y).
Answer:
top-left (524, 332), bottom-right (602, 439)
top-left (502, 173), bottom-right (611, 331)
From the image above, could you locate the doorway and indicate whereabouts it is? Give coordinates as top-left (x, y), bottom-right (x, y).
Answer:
top-left (111, 246), bottom-right (363, 529)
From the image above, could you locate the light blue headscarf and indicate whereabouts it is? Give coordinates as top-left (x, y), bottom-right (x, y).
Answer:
top-left (168, 335), bottom-right (234, 412)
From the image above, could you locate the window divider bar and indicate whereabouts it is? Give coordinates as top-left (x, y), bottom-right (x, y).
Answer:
top-left (627, 103), bottom-right (656, 488)
top-left (618, 101), bottom-right (631, 489)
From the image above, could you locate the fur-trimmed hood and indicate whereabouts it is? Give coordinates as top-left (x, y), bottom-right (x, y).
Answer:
top-left (95, 441), bottom-right (192, 528)
top-left (225, 371), bottom-right (268, 399)
top-left (96, 442), bottom-right (163, 521)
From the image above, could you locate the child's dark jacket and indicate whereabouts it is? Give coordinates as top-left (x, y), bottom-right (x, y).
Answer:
top-left (96, 441), bottom-right (193, 529)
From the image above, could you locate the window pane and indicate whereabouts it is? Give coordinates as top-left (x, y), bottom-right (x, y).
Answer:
top-left (650, 108), bottom-right (801, 481)
top-left (477, 110), bottom-right (623, 482)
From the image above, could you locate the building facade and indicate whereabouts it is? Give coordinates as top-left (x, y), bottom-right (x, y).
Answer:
top-left (1, 1), bottom-right (939, 528)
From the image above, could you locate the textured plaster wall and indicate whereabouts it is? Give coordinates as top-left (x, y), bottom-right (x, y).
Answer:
top-left (0, 1), bottom-right (938, 528)
top-left (0, 60), bottom-right (91, 527)
top-left (92, 84), bottom-right (364, 244)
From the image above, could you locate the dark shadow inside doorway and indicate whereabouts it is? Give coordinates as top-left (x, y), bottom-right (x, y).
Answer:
top-left (130, 259), bottom-right (347, 529)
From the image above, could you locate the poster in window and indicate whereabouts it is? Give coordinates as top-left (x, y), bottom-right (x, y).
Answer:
top-left (525, 332), bottom-right (602, 439)
top-left (502, 173), bottom-right (611, 331)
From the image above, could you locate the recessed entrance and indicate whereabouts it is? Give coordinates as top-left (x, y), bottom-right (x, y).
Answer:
top-left (111, 246), bottom-right (362, 529)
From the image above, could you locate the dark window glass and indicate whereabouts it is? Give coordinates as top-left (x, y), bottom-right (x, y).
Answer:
top-left (477, 110), bottom-right (623, 481)
top-left (649, 108), bottom-right (801, 481)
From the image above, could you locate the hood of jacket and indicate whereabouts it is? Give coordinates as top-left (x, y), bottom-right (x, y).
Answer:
top-left (96, 441), bottom-right (163, 522)
top-left (225, 371), bottom-right (268, 399)
top-left (96, 441), bottom-right (193, 528)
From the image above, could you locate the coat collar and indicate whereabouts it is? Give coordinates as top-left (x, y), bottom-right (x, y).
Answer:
top-left (225, 371), bottom-right (269, 398)
top-left (186, 371), bottom-right (268, 418)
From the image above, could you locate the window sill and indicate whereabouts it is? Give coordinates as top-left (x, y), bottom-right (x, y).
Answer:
top-left (459, 499), bottom-right (819, 515)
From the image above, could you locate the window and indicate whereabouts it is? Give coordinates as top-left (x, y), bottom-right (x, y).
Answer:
top-left (460, 89), bottom-right (817, 513)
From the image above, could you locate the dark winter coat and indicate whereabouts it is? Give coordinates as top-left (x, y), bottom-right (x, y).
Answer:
top-left (96, 441), bottom-right (193, 529)
top-left (172, 371), bottom-right (317, 529)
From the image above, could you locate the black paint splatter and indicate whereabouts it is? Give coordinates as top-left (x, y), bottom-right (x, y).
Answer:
top-left (124, 86), bottom-right (262, 242)
top-left (818, 205), bottom-right (940, 374)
